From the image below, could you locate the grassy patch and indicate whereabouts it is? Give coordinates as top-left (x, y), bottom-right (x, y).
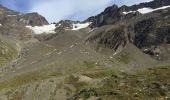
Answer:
top-left (0, 72), bottom-right (40, 90)
top-left (82, 69), bottom-right (118, 78)
top-left (71, 66), bottom-right (170, 99)
top-left (64, 75), bottom-right (88, 91)
top-left (44, 71), bottom-right (63, 79)
top-left (0, 40), bottom-right (17, 67)
top-left (118, 53), bottom-right (130, 64)
top-left (0, 71), bottom-right (63, 90)
top-left (39, 45), bottom-right (55, 54)
top-left (64, 86), bottom-right (73, 96)
top-left (82, 61), bottom-right (97, 69)
top-left (9, 91), bottom-right (25, 100)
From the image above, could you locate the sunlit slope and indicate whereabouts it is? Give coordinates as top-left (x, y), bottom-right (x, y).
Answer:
top-left (0, 39), bottom-right (17, 67)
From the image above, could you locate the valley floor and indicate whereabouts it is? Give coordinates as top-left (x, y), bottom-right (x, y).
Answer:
top-left (0, 31), bottom-right (170, 100)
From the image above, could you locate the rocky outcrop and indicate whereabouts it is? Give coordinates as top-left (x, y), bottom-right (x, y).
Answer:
top-left (128, 8), bottom-right (170, 48)
top-left (55, 20), bottom-right (80, 32)
top-left (19, 12), bottom-right (49, 26)
top-left (86, 5), bottom-right (122, 27)
top-left (86, 26), bottom-right (128, 51)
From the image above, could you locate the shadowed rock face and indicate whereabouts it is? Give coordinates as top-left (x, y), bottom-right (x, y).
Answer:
top-left (133, 21), bottom-right (170, 48)
top-left (86, 5), bottom-right (122, 27)
top-left (133, 18), bottom-right (156, 48)
top-left (86, 26), bottom-right (127, 51)
top-left (129, 8), bottom-right (170, 48)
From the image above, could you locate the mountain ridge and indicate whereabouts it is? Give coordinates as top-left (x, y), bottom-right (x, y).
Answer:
top-left (85, 0), bottom-right (170, 27)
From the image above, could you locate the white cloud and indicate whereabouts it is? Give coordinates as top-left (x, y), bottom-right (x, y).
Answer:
top-left (29, 0), bottom-right (112, 23)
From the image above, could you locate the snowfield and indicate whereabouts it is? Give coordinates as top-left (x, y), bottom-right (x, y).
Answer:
top-left (123, 5), bottom-right (170, 15)
top-left (26, 22), bottom-right (92, 34)
top-left (26, 24), bottom-right (56, 34)
top-left (72, 22), bottom-right (92, 30)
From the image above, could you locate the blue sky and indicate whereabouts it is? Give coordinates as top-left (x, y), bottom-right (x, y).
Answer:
top-left (0, 0), bottom-right (152, 23)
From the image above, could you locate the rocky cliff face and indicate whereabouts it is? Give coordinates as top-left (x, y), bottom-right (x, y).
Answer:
top-left (126, 8), bottom-right (170, 47)
top-left (86, 25), bottom-right (128, 52)
top-left (86, 5), bottom-right (121, 27)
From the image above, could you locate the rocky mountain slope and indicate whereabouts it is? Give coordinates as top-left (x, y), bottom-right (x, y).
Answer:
top-left (86, 1), bottom-right (170, 61)
top-left (0, 5), bottom-right (49, 41)
top-left (0, 0), bottom-right (170, 99)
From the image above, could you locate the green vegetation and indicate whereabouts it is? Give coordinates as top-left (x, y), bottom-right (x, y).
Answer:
top-left (39, 45), bottom-right (55, 54)
top-left (118, 53), bottom-right (130, 64)
top-left (82, 69), bottom-right (118, 78)
top-left (64, 86), bottom-right (73, 96)
top-left (64, 75), bottom-right (88, 91)
top-left (71, 66), bottom-right (170, 99)
top-left (82, 61), bottom-right (97, 68)
top-left (0, 72), bottom-right (40, 90)
top-left (0, 40), bottom-right (17, 67)
top-left (8, 91), bottom-right (25, 100)
top-left (0, 71), bottom-right (63, 90)
top-left (44, 71), bottom-right (63, 79)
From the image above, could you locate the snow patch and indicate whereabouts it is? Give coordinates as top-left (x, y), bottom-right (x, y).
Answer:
top-left (137, 8), bottom-right (154, 14)
top-left (0, 24), bottom-right (2, 26)
top-left (72, 22), bottom-right (91, 30)
top-left (122, 11), bottom-right (136, 15)
top-left (7, 15), bottom-right (17, 17)
top-left (123, 5), bottom-right (170, 15)
top-left (26, 24), bottom-right (56, 34)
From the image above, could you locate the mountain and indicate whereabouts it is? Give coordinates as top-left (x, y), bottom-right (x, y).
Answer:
top-left (19, 12), bottom-right (49, 26)
top-left (0, 0), bottom-right (170, 99)
top-left (86, 0), bottom-right (170, 27)
top-left (0, 5), bottom-right (48, 26)
top-left (86, 0), bottom-right (170, 60)
top-left (0, 5), bottom-right (49, 41)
